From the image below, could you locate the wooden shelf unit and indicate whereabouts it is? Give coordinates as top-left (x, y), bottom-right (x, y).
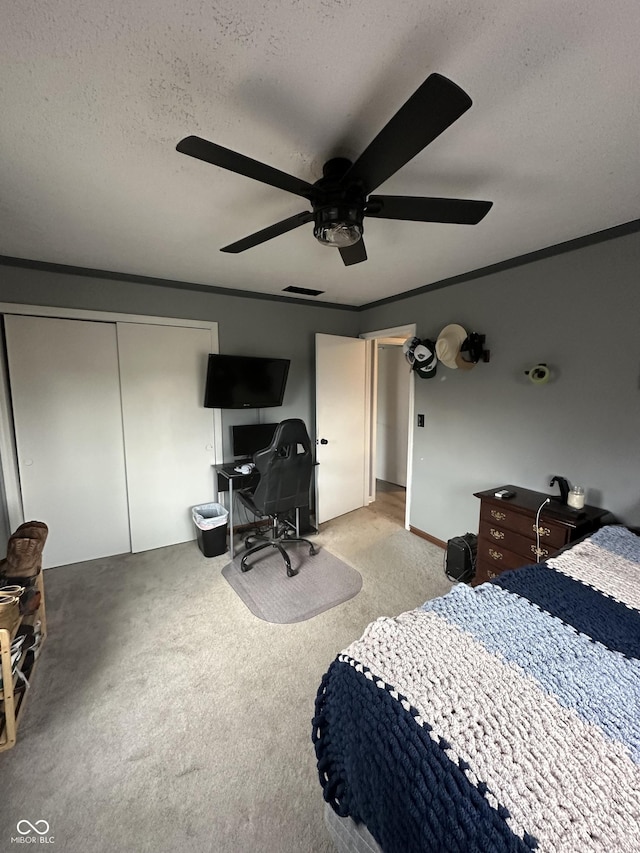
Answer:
top-left (0, 571), bottom-right (46, 751)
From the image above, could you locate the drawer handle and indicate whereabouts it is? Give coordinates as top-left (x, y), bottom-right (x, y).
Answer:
top-left (491, 510), bottom-right (506, 521)
top-left (489, 548), bottom-right (503, 561)
top-left (489, 528), bottom-right (505, 540)
top-left (487, 569), bottom-right (498, 579)
top-left (532, 524), bottom-right (551, 537)
top-left (530, 544), bottom-right (549, 558)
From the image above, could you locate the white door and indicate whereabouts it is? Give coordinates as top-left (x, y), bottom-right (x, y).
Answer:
top-left (117, 323), bottom-right (215, 552)
top-left (4, 315), bottom-right (131, 568)
top-left (315, 333), bottom-right (367, 524)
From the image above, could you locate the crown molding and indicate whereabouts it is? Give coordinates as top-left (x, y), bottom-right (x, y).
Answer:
top-left (2, 217), bottom-right (639, 312)
top-left (359, 218), bottom-right (640, 310)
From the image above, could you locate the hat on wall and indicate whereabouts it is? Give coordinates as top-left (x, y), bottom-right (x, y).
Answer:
top-left (412, 339), bottom-right (437, 379)
top-left (459, 332), bottom-right (486, 365)
top-left (402, 336), bottom-right (421, 366)
top-left (435, 324), bottom-right (475, 370)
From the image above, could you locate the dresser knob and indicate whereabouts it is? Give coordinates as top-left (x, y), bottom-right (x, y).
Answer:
top-left (530, 544), bottom-right (549, 558)
top-left (489, 528), bottom-right (505, 540)
top-left (532, 524), bottom-right (551, 537)
top-left (491, 510), bottom-right (506, 521)
top-left (489, 548), bottom-right (503, 561)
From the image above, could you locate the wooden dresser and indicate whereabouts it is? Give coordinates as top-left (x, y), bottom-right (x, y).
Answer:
top-left (472, 485), bottom-right (610, 586)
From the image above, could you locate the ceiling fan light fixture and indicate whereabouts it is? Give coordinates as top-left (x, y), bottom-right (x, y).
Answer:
top-left (314, 222), bottom-right (363, 248)
top-left (313, 205), bottom-right (363, 248)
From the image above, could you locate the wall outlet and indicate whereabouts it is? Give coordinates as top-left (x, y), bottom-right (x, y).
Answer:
top-left (417, 414), bottom-right (425, 427)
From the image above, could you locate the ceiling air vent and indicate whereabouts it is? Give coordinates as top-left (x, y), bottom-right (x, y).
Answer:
top-left (283, 286), bottom-right (325, 296)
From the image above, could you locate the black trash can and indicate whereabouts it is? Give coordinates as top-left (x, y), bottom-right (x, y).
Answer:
top-left (192, 503), bottom-right (229, 557)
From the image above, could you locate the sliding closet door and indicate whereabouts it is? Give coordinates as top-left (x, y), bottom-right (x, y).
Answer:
top-left (4, 315), bottom-right (131, 568)
top-left (117, 323), bottom-right (215, 552)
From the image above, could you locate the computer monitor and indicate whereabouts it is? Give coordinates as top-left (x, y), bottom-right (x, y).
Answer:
top-left (231, 423), bottom-right (279, 459)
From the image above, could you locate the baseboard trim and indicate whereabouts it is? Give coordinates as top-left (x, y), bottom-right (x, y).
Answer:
top-left (233, 520), bottom-right (264, 533)
top-left (409, 526), bottom-right (446, 549)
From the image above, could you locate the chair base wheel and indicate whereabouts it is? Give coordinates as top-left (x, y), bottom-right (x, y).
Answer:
top-left (238, 525), bottom-right (315, 578)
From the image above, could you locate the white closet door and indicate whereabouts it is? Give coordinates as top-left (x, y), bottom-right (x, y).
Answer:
top-left (117, 323), bottom-right (215, 552)
top-left (4, 315), bottom-right (131, 568)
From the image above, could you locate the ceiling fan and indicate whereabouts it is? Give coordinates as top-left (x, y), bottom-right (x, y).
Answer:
top-left (176, 73), bottom-right (492, 267)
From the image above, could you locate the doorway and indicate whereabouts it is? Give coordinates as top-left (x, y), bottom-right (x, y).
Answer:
top-left (311, 325), bottom-right (416, 530)
top-left (372, 339), bottom-right (410, 525)
top-left (360, 324), bottom-right (416, 529)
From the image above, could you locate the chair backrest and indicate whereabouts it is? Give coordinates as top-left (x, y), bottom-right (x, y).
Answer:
top-left (250, 419), bottom-right (313, 516)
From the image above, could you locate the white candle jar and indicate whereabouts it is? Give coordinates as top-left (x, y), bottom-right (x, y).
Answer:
top-left (567, 486), bottom-right (585, 509)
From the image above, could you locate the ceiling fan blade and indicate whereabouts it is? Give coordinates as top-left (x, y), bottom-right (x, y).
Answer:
top-left (366, 196), bottom-right (492, 224)
top-left (177, 136), bottom-right (315, 200)
top-left (344, 74), bottom-right (472, 195)
top-left (220, 210), bottom-right (313, 254)
top-left (339, 239), bottom-right (368, 266)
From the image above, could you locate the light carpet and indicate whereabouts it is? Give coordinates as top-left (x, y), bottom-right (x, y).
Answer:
top-left (0, 505), bottom-right (452, 853)
top-left (222, 546), bottom-right (362, 623)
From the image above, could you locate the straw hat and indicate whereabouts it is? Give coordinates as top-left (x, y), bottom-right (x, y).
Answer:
top-left (435, 324), bottom-right (475, 370)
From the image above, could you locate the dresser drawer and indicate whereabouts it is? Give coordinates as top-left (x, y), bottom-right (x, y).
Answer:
top-left (477, 536), bottom-right (537, 572)
top-left (480, 503), bottom-right (568, 548)
top-left (473, 561), bottom-right (507, 585)
top-left (479, 522), bottom-right (557, 562)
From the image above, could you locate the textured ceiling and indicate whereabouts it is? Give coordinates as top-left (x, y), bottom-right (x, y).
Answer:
top-left (1, 0), bottom-right (639, 307)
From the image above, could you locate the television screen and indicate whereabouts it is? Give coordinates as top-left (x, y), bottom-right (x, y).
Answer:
top-left (203, 354), bottom-right (290, 409)
top-left (231, 423), bottom-right (279, 458)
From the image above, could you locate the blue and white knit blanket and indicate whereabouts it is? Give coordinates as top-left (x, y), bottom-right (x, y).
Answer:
top-left (313, 525), bottom-right (640, 852)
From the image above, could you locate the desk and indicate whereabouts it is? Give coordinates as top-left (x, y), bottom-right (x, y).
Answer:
top-left (214, 464), bottom-right (316, 558)
top-left (214, 464), bottom-right (259, 558)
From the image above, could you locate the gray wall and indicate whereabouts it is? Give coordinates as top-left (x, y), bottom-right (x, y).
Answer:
top-left (0, 266), bottom-right (359, 465)
top-left (2, 227), bottom-right (639, 549)
top-left (360, 230), bottom-right (640, 541)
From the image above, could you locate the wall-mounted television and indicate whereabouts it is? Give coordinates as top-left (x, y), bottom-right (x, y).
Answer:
top-left (203, 354), bottom-right (290, 409)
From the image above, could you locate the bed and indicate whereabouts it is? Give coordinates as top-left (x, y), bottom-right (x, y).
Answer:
top-left (312, 525), bottom-right (640, 853)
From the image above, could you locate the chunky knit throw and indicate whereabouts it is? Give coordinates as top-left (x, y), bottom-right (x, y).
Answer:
top-left (312, 526), bottom-right (640, 853)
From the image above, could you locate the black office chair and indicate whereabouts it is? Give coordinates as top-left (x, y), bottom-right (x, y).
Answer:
top-left (237, 419), bottom-right (317, 577)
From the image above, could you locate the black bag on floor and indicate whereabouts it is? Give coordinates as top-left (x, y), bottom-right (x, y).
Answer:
top-left (445, 533), bottom-right (477, 582)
